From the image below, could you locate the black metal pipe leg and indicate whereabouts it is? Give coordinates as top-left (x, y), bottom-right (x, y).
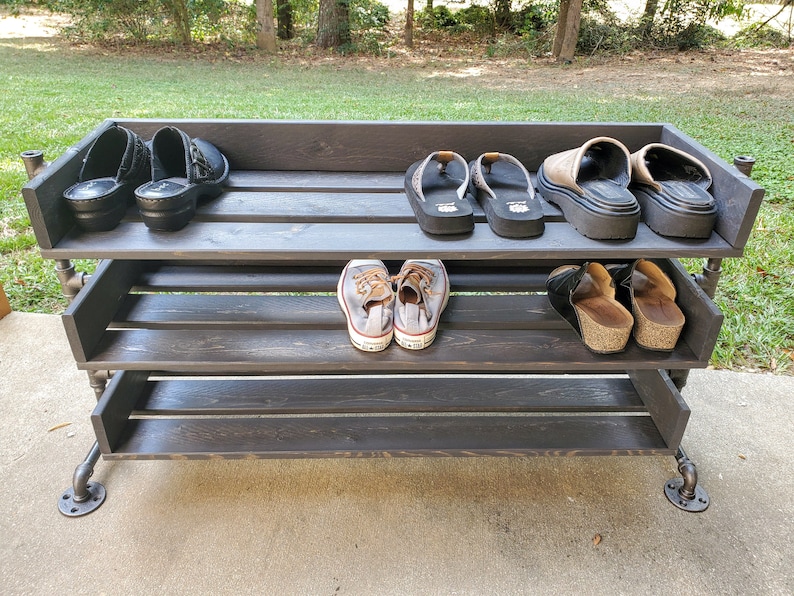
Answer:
top-left (664, 446), bottom-right (709, 512)
top-left (58, 441), bottom-right (106, 517)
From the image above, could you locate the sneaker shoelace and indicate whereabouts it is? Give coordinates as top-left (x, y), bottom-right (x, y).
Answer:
top-left (353, 267), bottom-right (394, 311)
top-left (393, 263), bottom-right (437, 305)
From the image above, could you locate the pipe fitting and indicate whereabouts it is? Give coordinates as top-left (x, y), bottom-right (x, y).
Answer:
top-left (55, 260), bottom-right (89, 301)
top-left (694, 258), bottom-right (722, 299)
top-left (733, 155), bottom-right (756, 177)
top-left (21, 150), bottom-right (48, 180)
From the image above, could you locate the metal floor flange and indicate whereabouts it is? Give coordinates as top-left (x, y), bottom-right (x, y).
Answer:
top-left (664, 447), bottom-right (710, 512)
top-left (59, 482), bottom-right (106, 517)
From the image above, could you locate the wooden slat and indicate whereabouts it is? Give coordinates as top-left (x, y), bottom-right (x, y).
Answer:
top-left (78, 328), bottom-right (704, 373)
top-left (192, 188), bottom-right (562, 224)
top-left (113, 294), bottom-right (562, 331)
top-left (43, 220), bottom-right (739, 261)
top-left (135, 376), bottom-right (647, 415)
top-left (103, 415), bottom-right (671, 459)
top-left (629, 369), bottom-right (690, 450)
top-left (133, 262), bottom-right (558, 293)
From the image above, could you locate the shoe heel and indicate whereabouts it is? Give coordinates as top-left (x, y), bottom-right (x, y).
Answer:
top-left (574, 299), bottom-right (634, 354)
top-left (633, 313), bottom-right (684, 351)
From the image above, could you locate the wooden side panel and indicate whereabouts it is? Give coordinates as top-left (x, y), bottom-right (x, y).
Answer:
top-left (22, 120), bottom-right (114, 250)
top-left (660, 125), bottom-right (765, 251)
top-left (654, 259), bottom-right (724, 362)
top-left (62, 259), bottom-right (146, 362)
top-left (629, 369), bottom-right (690, 450)
top-left (91, 370), bottom-right (150, 454)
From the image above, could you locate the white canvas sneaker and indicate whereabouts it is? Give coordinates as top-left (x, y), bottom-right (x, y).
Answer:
top-left (337, 260), bottom-right (395, 352)
top-left (393, 259), bottom-right (450, 350)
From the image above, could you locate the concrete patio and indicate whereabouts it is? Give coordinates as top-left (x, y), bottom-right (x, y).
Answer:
top-left (1, 311), bottom-right (791, 594)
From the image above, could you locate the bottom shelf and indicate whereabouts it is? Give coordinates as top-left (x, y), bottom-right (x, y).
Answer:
top-left (92, 371), bottom-right (689, 460)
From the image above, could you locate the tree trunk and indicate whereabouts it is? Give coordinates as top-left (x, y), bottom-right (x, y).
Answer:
top-left (553, 0), bottom-right (582, 62)
top-left (165, 0), bottom-right (191, 45)
top-left (553, 0), bottom-right (570, 57)
top-left (405, 0), bottom-right (414, 47)
top-left (494, 0), bottom-right (512, 31)
top-left (317, 0), bottom-right (351, 49)
top-left (277, 0), bottom-right (294, 40)
top-left (639, 0), bottom-right (660, 37)
top-left (256, 0), bottom-right (277, 52)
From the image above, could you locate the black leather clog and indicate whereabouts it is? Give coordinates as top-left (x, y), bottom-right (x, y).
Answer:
top-left (134, 126), bottom-right (229, 231)
top-left (62, 124), bottom-right (151, 232)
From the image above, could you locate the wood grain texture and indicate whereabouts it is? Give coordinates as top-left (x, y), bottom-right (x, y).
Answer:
top-left (78, 327), bottom-right (704, 373)
top-left (43, 220), bottom-right (739, 262)
top-left (63, 259), bottom-right (145, 361)
top-left (134, 375), bottom-right (647, 415)
top-left (91, 370), bottom-right (150, 453)
top-left (103, 415), bottom-right (672, 459)
top-left (113, 294), bottom-right (562, 331)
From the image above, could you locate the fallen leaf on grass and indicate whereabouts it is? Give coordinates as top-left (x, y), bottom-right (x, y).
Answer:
top-left (47, 422), bottom-right (72, 432)
top-left (593, 533), bottom-right (602, 546)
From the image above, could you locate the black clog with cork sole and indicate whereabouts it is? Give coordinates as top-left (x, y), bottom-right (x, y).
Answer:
top-left (546, 262), bottom-right (634, 354)
top-left (608, 259), bottom-right (686, 352)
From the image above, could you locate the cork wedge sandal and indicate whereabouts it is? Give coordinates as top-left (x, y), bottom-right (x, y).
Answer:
top-left (608, 259), bottom-right (685, 352)
top-left (546, 262), bottom-right (634, 354)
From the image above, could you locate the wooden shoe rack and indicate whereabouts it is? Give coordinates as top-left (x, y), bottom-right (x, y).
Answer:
top-left (21, 120), bottom-right (764, 516)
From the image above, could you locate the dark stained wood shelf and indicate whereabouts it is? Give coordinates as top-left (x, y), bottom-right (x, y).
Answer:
top-left (22, 120), bottom-right (762, 507)
top-left (92, 371), bottom-right (683, 460)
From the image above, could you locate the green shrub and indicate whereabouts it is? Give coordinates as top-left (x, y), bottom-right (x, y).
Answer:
top-left (731, 23), bottom-right (791, 48)
top-left (418, 5), bottom-right (458, 30)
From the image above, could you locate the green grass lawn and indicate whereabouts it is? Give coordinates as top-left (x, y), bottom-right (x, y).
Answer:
top-left (1, 37), bottom-right (792, 372)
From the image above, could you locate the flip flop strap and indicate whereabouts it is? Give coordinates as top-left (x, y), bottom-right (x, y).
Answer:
top-left (411, 151), bottom-right (470, 202)
top-left (471, 152), bottom-right (534, 200)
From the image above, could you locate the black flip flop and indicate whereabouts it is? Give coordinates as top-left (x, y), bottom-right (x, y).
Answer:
top-left (470, 152), bottom-right (544, 238)
top-left (404, 151), bottom-right (474, 235)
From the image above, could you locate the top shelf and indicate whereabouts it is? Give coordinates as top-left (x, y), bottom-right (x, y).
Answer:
top-left (23, 119), bottom-right (764, 259)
